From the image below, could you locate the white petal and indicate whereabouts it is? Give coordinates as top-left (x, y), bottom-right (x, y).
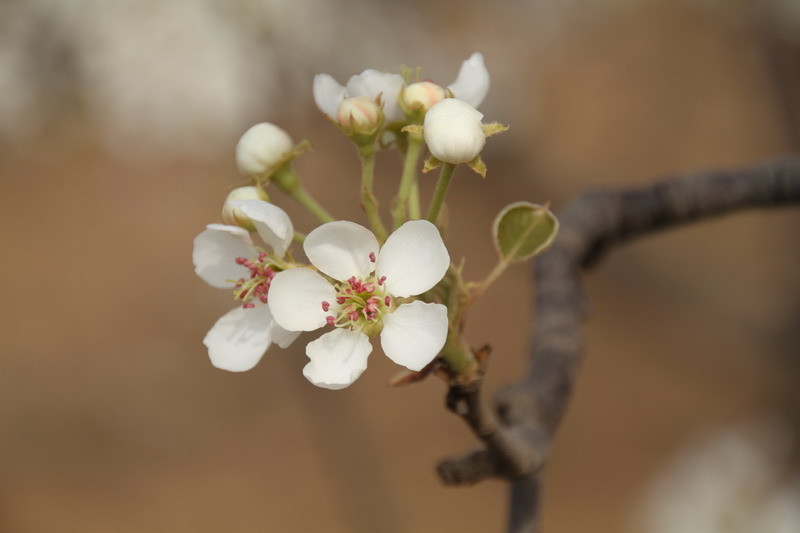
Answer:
top-left (313, 73), bottom-right (347, 117)
top-left (303, 328), bottom-right (372, 390)
top-left (447, 52), bottom-right (490, 108)
top-left (203, 305), bottom-right (273, 372)
top-left (193, 224), bottom-right (254, 289)
top-left (423, 98), bottom-right (486, 164)
top-left (235, 123), bottom-right (294, 176)
top-left (232, 200), bottom-right (293, 258)
top-left (268, 268), bottom-right (337, 332)
top-left (377, 220), bottom-right (450, 298)
top-left (304, 221), bottom-right (379, 281)
top-left (346, 69), bottom-right (405, 122)
top-left (380, 301), bottom-right (448, 371)
top-left (271, 322), bottom-right (302, 349)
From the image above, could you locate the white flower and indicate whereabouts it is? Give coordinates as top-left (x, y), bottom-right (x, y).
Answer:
top-left (268, 220), bottom-right (450, 390)
top-left (424, 99), bottom-right (486, 164)
top-left (314, 69), bottom-right (405, 122)
top-left (447, 52), bottom-right (490, 109)
top-left (313, 52), bottom-right (490, 124)
top-left (235, 123), bottom-right (294, 176)
top-left (336, 96), bottom-right (383, 134)
top-left (192, 200), bottom-right (300, 371)
top-left (220, 186), bottom-right (269, 231)
top-left (400, 81), bottom-right (447, 114)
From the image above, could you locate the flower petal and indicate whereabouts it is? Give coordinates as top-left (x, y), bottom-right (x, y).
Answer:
top-left (346, 69), bottom-right (405, 122)
top-left (203, 305), bottom-right (273, 372)
top-left (313, 73), bottom-right (347, 117)
top-left (193, 224), bottom-right (254, 289)
top-left (376, 220), bottom-right (450, 298)
top-left (303, 328), bottom-right (372, 390)
top-left (268, 268), bottom-right (337, 332)
top-left (447, 52), bottom-right (490, 108)
top-left (304, 221), bottom-right (379, 280)
top-left (380, 301), bottom-right (448, 371)
top-left (232, 200), bottom-right (293, 258)
top-left (271, 322), bottom-right (302, 349)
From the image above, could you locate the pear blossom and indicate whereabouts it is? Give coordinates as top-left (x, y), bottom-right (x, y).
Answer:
top-left (336, 96), bottom-right (383, 134)
top-left (400, 81), bottom-right (447, 115)
top-left (313, 53), bottom-right (490, 125)
top-left (268, 220), bottom-right (450, 390)
top-left (220, 186), bottom-right (269, 232)
top-left (424, 98), bottom-right (486, 164)
top-left (193, 200), bottom-right (300, 372)
top-left (446, 52), bottom-right (490, 109)
top-left (314, 69), bottom-right (405, 122)
top-left (235, 122), bottom-right (294, 176)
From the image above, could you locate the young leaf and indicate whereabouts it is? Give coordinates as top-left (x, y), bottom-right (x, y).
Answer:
top-left (492, 202), bottom-right (558, 263)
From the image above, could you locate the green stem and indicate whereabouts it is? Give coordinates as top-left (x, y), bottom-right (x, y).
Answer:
top-left (293, 231), bottom-right (306, 244)
top-left (358, 144), bottom-right (388, 241)
top-left (408, 179), bottom-right (421, 219)
top-left (471, 260), bottom-right (508, 302)
top-left (272, 166), bottom-right (334, 223)
top-left (426, 163), bottom-right (456, 224)
top-left (393, 133), bottom-right (424, 227)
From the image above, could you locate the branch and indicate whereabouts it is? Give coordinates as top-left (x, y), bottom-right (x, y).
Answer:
top-left (437, 157), bottom-right (800, 531)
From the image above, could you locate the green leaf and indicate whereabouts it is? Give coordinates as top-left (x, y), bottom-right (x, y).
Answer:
top-left (492, 202), bottom-right (558, 263)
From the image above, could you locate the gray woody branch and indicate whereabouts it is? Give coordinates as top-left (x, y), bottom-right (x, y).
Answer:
top-left (436, 157), bottom-right (800, 532)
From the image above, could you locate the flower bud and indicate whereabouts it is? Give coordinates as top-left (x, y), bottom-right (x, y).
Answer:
top-left (221, 186), bottom-right (269, 232)
top-left (336, 96), bottom-right (384, 135)
top-left (235, 123), bottom-right (294, 177)
top-left (423, 99), bottom-right (485, 164)
top-left (400, 81), bottom-right (446, 116)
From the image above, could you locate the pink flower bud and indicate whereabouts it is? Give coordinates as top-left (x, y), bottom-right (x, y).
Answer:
top-left (401, 81), bottom-right (446, 115)
top-left (336, 96), bottom-right (383, 134)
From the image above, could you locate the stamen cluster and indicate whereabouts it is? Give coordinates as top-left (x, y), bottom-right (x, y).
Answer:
top-left (233, 252), bottom-right (277, 308)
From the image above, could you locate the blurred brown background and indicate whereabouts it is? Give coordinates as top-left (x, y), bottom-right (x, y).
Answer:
top-left (1, 0), bottom-right (799, 531)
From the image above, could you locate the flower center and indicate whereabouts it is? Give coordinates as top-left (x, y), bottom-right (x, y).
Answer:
top-left (231, 252), bottom-right (276, 309)
top-left (322, 272), bottom-right (393, 336)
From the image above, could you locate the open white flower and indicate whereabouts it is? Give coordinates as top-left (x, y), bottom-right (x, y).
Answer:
top-left (192, 200), bottom-right (300, 372)
top-left (314, 69), bottom-right (405, 122)
top-left (268, 220), bottom-right (450, 389)
top-left (447, 52), bottom-right (490, 109)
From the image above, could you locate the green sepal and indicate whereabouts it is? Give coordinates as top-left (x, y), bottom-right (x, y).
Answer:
top-left (401, 124), bottom-right (424, 137)
top-left (492, 202), bottom-right (559, 263)
top-left (482, 122), bottom-right (509, 138)
top-left (423, 155), bottom-right (443, 173)
top-left (467, 156), bottom-right (487, 178)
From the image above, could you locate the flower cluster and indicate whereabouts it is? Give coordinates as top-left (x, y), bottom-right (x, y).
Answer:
top-left (192, 52), bottom-right (555, 390)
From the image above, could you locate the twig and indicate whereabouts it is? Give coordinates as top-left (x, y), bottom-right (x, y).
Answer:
top-left (437, 157), bottom-right (800, 532)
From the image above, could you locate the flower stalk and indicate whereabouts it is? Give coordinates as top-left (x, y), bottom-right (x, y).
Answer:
top-left (393, 131), bottom-right (424, 227)
top-left (271, 165), bottom-right (335, 224)
top-left (358, 143), bottom-right (389, 241)
top-left (426, 163), bottom-right (456, 224)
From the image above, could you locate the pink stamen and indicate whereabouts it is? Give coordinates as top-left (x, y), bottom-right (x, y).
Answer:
top-left (235, 257), bottom-right (247, 265)
top-left (369, 252), bottom-right (376, 263)
top-left (321, 301), bottom-right (330, 312)
top-left (385, 296), bottom-right (391, 306)
top-left (243, 303), bottom-right (255, 309)
top-left (378, 276), bottom-right (386, 286)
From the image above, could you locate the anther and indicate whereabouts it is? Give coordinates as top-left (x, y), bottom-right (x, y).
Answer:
top-left (385, 296), bottom-right (391, 306)
top-left (243, 303), bottom-right (255, 309)
top-left (378, 276), bottom-right (386, 286)
top-left (321, 301), bottom-right (330, 312)
top-left (235, 257), bottom-right (247, 265)
top-left (326, 316), bottom-right (335, 326)
top-left (369, 252), bottom-right (376, 263)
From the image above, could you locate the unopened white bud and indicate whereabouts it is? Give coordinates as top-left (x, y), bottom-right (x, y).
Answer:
top-left (401, 82), bottom-right (446, 115)
top-left (221, 186), bottom-right (269, 231)
top-left (336, 96), bottom-right (383, 134)
top-left (423, 99), bottom-right (485, 164)
top-left (235, 123), bottom-right (294, 176)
